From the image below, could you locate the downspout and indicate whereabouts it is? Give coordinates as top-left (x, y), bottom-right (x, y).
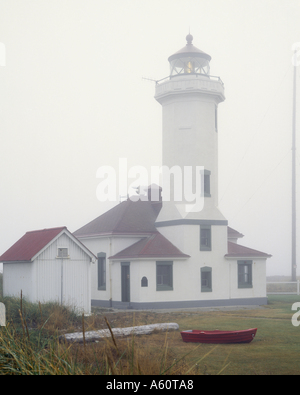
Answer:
top-left (109, 237), bottom-right (112, 307)
top-left (61, 258), bottom-right (63, 306)
top-left (229, 261), bottom-right (231, 300)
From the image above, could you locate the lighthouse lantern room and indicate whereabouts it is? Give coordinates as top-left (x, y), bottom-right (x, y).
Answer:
top-left (168, 33), bottom-right (211, 76)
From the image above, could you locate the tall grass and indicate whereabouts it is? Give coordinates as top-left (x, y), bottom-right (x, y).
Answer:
top-left (0, 312), bottom-right (206, 375)
top-left (0, 290), bottom-right (209, 375)
top-left (0, 287), bottom-right (85, 375)
top-left (2, 295), bottom-right (79, 335)
top-left (0, 324), bottom-right (81, 375)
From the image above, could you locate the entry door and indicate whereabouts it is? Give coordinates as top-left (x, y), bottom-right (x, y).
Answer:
top-left (121, 262), bottom-right (130, 302)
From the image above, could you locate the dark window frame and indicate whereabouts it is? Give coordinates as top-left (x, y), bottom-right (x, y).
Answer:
top-left (237, 260), bottom-right (253, 288)
top-left (200, 225), bottom-right (212, 251)
top-left (201, 266), bottom-right (212, 292)
top-left (200, 169), bottom-right (211, 197)
top-left (156, 261), bottom-right (173, 291)
top-left (141, 276), bottom-right (148, 287)
top-left (97, 252), bottom-right (106, 290)
top-left (57, 247), bottom-right (69, 258)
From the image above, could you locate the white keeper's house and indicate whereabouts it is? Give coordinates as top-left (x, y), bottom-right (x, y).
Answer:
top-left (73, 34), bottom-right (271, 310)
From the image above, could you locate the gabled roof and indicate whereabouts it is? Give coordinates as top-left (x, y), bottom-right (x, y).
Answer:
top-left (74, 198), bottom-right (159, 238)
top-left (0, 227), bottom-right (96, 262)
top-left (0, 227), bottom-right (67, 262)
top-left (109, 232), bottom-right (190, 260)
top-left (225, 241), bottom-right (271, 259)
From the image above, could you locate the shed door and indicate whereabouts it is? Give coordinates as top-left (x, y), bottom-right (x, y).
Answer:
top-left (121, 262), bottom-right (130, 303)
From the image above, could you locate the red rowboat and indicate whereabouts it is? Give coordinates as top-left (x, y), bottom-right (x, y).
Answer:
top-left (180, 328), bottom-right (257, 344)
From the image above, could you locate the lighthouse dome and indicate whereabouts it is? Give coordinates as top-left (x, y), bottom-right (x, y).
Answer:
top-left (168, 34), bottom-right (211, 77)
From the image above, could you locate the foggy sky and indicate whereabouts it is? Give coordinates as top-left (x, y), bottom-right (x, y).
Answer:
top-left (0, 0), bottom-right (300, 275)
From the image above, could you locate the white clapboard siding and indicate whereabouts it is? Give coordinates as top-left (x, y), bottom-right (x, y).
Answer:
top-left (33, 232), bottom-right (92, 314)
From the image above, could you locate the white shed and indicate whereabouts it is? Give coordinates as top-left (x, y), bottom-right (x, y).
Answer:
top-left (0, 227), bottom-right (96, 314)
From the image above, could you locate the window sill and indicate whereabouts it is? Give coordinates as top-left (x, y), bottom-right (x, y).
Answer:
top-left (156, 286), bottom-right (173, 291)
top-left (200, 247), bottom-right (212, 252)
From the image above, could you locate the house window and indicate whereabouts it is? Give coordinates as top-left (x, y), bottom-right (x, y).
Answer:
top-left (200, 225), bottom-right (211, 251)
top-left (238, 261), bottom-right (253, 288)
top-left (97, 252), bottom-right (106, 290)
top-left (201, 267), bottom-right (212, 292)
top-left (141, 276), bottom-right (148, 287)
top-left (156, 261), bottom-right (173, 291)
top-left (57, 248), bottom-right (68, 258)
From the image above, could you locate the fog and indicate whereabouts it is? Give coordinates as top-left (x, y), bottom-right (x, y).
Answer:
top-left (0, 0), bottom-right (300, 275)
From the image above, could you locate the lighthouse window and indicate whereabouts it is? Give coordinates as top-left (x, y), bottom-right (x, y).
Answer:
top-left (215, 105), bottom-right (218, 132)
top-left (201, 169), bottom-right (211, 197)
top-left (204, 173), bottom-right (210, 197)
top-left (200, 225), bottom-right (211, 251)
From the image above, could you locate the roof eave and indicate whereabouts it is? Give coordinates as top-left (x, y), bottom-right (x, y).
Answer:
top-left (224, 254), bottom-right (272, 259)
top-left (2, 260), bottom-right (32, 264)
top-left (109, 255), bottom-right (190, 261)
top-left (75, 231), bottom-right (157, 239)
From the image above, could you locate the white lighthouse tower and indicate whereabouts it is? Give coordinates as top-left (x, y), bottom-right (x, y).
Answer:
top-left (155, 34), bottom-right (228, 255)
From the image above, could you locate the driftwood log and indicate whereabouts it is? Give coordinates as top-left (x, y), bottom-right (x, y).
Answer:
top-left (60, 323), bottom-right (179, 343)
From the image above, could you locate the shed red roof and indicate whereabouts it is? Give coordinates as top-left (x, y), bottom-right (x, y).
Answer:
top-left (109, 232), bottom-right (190, 260)
top-left (225, 241), bottom-right (271, 259)
top-left (0, 227), bottom-right (66, 262)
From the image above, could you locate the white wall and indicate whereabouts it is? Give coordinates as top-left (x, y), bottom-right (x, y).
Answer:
top-left (227, 258), bottom-right (267, 300)
top-left (79, 235), bottom-right (143, 303)
top-left (128, 255), bottom-right (267, 305)
top-left (3, 262), bottom-right (34, 300)
top-left (34, 232), bottom-right (91, 314)
top-left (3, 232), bottom-right (92, 314)
top-left (79, 230), bottom-right (267, 306)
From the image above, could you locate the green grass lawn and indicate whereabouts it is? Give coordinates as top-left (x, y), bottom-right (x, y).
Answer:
top-left (100, 295), bottom-right (300, 375)
top-left (166, 295), bottom-right (300, 375)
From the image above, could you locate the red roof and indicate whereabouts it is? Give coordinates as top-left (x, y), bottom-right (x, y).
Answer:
top-left (227, 227), bottom-right (244, 239)
top-left (225, 241), bottom-right (271, 259)
top-left (109, 232), bottom-right (190, 260)
top-left (74, 198), bottom-right (159, 237)
top-left (0, 227), bottom-right (66, 262)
